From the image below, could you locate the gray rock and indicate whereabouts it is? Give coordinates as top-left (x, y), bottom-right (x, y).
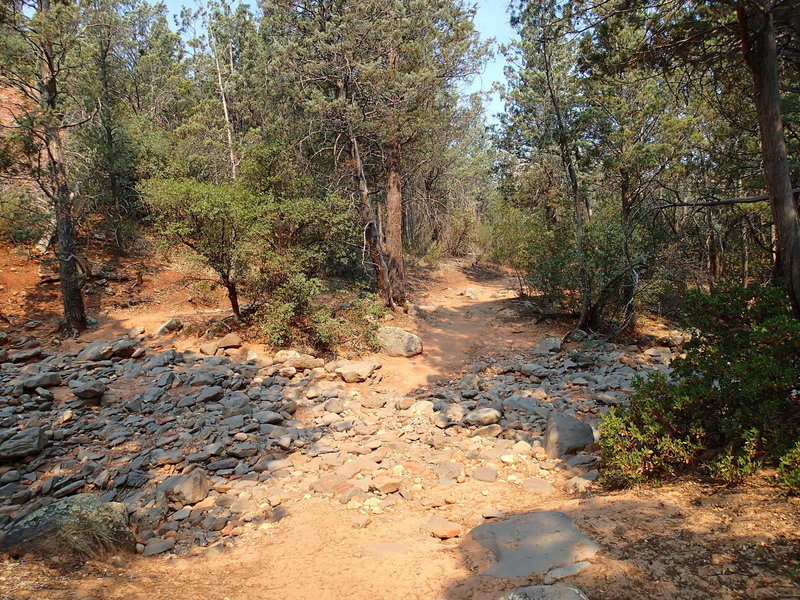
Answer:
top-left (472, 424), bottom-right (503, 437)
top-left (254, 410), bottom-right (283, 424)
top-left (159, 469), bottom-right (209, 505)
top-left (20, 372), bottom-right (61, 389)
top-left (563, 472), bottom-right (599, 494)
top-left (0, 427), bottom-right (46, 461)
top-left (111, 339), bottom-right (136, 358)
top-left (0, 493), bottom-right (134, 560)
top-left (376, 326), bottom-right (423, 357)
top-left (543, 412), bottom-right (594, 458)
top-left (465, 407), bottom-right (502, 426)
top-left (498, 585), bottom-right (590, 600)
top-left (156, 318), bottom-right (182, 335)
top-left (142, 537), bottom-right (175, 556)
top-left (76, 341), bottom-right (114, 362)
top-left (197, 386), bottom-right (224, 403)
top-left (73, 379), bottom-right (106, 399)
top-left (533, 337), bottom-right (562, 355)
top-left (8, 347), bottom-right (42, 363)
top-left (221, 392), bottom-right (252, 418)
top-left (470, 511), bottom-right (600, 578)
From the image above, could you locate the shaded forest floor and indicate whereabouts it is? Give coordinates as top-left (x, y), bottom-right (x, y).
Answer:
top-left (0, 246), bottom-right (798, 600)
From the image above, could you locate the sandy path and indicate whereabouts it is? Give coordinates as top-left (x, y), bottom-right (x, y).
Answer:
top-left (379, 262), bottom-right (565, 395)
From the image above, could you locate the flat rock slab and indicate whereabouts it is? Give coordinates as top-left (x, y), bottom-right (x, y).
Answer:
top-left (498, 585), bottom-right (590, 600)
top-left (469, 511), bottom-right (600, 578)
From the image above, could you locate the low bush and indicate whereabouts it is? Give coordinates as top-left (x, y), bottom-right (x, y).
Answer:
top-left (600, 282), bottom-right (800, 490)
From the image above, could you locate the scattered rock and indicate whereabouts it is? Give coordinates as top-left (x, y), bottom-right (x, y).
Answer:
top-left (472, 467), bottom-right (498, 482)
top-left (0, 427), bottom-right (46, 461)
top-left (73, 379), bottom-right (106, 400)
top-left (522, 478), bottom-right (555, 496)
top-left (336, 359), bottom-right (381, 383)
top-left (465, 407), bottom-right (502, 426)
top-left (142, 537), bottom-right (176, 556)
top-left (426, 515), bottom-right (461, 539)
top-left (156, 318), bottom-right (182, 335)
top-left (217, 333), bottom-right (242, 349)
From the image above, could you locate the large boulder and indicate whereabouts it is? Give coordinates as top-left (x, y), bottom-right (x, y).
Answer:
top-left (543, 412), bottom-right (594, 458)
top-left (470, 511), bottom-right (600, 578)
top-left (0, 494), bottom-right (134, 561)
top-left (376, 326), bottom-right (423, 357)
top-left (0, 427), bottom-right (46, 461)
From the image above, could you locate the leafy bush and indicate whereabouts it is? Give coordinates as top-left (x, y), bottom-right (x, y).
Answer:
top-left (778, 441), bottom-right (800, 495)
top-left (143, 143), bottom-right (358, 331)
top-left (600, 282), bottom-right (800, 488)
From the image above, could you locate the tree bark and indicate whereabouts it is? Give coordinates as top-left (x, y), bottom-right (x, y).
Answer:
top-left (385, 141), bottom-right (406, 306)
top-left (541, 38), bottom-right (591, 329)
top-left (224, 279), bottom-right (241, 319)
top-left (349, 131), bottom-right (393, 307)
top-left (39, 0), bottom-right (86, 332)
top-left (738, 2), bottom-right (800, 317)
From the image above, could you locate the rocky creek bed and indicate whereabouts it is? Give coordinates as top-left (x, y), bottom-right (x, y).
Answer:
top-left (0, 327), bottom-right (679, 564)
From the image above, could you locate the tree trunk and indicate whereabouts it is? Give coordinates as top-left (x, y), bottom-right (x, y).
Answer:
top-left (349, 131), bottom-right (393, 307)
top-left (40, 0), bottom-right (86, 332)
top-left (224, 279), bottom-right (241, 319)
top-left (541, 40), bottom-right (591, 329)
top-left (385, 141), bottom-right (406, 306)
top-left (209, 30), bottom-right (237, 180)
top-left (738, 2), bottom-right (800, 317)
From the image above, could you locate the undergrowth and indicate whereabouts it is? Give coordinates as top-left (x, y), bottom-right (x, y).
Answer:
top-left (600, 282), bottom-right (800, 493)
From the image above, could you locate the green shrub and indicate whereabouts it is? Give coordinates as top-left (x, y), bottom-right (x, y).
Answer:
top-left (778, 441), bottom-right (800, 495)
top-left (0, 185), bottom-right (50, 244)
top-left (600, 282), bottom-right (800, 488)
top-left (142, 143), bottom-right (358, 327)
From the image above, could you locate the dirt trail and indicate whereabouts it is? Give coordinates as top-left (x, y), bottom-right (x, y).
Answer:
top-left (380, 262), bottom-right (564, 395)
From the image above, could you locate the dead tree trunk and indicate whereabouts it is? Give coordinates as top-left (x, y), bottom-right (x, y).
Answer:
top-left (209, 30), bottom-right (237, 180)
top-left (739, 2), bottom-right (800, 317)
